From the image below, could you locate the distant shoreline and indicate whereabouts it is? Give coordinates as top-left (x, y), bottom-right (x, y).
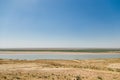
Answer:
top-left (1, 48), bottom-right (120, 53)
top-left (1, 48), bottom-right (120, 54)
top-left (0, 51), bottom-right (120, 54)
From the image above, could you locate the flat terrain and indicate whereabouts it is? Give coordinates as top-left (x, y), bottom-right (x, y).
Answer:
top-left (0, 51), bottom-right (120, 54)
top-left (0, 58), bottom-right (120, 80)
top-left (1, 48), bottom-right (120, 53)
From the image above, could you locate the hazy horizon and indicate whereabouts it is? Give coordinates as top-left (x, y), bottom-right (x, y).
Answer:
top-left (0, 0), bottom-right (120, 48)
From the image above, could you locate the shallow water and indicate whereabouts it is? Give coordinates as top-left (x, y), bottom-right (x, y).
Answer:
top-left (0, 53), bottom-right (120, 60)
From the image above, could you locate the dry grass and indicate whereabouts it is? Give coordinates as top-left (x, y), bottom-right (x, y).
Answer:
top-left (0, 58), bottom-right (120, 80)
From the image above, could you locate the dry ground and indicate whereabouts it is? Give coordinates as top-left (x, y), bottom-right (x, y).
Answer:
top-left (0, 58), bottom-right (120, 80)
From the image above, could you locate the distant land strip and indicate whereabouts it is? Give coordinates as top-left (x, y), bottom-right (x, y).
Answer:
top-left (0, 48), bottom-right (120, 53)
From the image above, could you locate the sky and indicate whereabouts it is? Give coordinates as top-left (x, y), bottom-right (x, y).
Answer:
top-left (0, 0), bottom-right (120, 48)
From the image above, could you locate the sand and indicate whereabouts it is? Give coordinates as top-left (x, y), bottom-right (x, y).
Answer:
top-left (0, 58), bottom-right (120, 80)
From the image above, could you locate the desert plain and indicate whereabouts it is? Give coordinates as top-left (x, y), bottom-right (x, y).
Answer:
top-left (0, 58), bottom-right (120, 80)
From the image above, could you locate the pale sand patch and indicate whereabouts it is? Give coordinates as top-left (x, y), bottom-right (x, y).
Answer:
top-left (73, 59), bottom-right (106, 63)
top-left (108, 63), bottom-right (120, 69)
top-left (0, 63), bottom-right (40, 71)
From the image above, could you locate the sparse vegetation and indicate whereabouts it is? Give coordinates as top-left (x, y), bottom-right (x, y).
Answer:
top-left (0, 58), bottom-right (120, 80)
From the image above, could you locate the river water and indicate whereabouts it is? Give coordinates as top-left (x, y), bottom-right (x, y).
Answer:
top-left (0, 53), bottom-right (120, 60)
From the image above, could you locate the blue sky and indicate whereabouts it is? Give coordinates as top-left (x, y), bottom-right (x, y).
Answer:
top-left (0, 0), bottom-right (120, 48)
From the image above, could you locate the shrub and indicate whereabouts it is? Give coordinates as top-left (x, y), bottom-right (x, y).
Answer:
top-left (97, 76), bottom-right (102, 80)
top-left (76, 76), bottom-right (82, 80)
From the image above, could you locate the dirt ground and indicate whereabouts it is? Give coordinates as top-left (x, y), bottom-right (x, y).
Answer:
top-left (0, 58), bottom-right (120, 80)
